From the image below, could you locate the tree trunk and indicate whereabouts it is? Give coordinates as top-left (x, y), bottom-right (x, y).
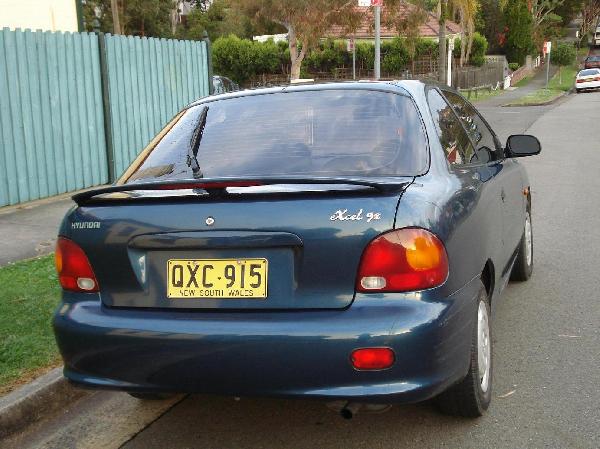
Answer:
top-left (111, 0), bottom-right (121, 35)
top-left (287, 26), bottom-right (308, 81)
top-left (438, 0), bottom-right (447, 84)
top-left (459, 11), bottom-right (466, 67)
top-left (465, 26), bottom-right (474, 65)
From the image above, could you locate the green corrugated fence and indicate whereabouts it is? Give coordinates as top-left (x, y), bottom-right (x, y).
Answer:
top-left (0, 29), bottom-right (107, 206)
top-left (103, 34), bottom-right (210, 179)
top-left (0, 28), bottom-right (211, 207)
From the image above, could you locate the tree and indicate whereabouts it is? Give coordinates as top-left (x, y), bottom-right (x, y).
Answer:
top-left (503, 0), bottom-right (533, 65)
top-left (581, 0), bottom-right (600, 37)
top-left (437, 0), bottom-right (481, 81)
top-left (530, 0), bottom-right (564, 30)
top-left (81, 0), bottom-right (175, 38)
top-left (232, 0), bottom-right (364, 80)
top-left (550, 41), bottom-right (575, 83)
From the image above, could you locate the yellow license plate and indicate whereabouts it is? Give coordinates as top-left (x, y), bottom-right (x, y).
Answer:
top-left (167, 259), bottom-right (268, 299)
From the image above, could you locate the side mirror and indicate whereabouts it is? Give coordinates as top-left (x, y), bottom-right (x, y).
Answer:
top-left (505, 135), bottom-right (541, 157)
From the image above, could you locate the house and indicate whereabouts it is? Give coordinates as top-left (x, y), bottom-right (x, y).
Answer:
top-left (327, 3), bottom-right (462, 42)
top-left (0, 0), bottom-right (80, 32)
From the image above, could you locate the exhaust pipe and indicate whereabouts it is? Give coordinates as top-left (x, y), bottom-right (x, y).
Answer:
top-left (340, 402), bottom-right (362, 420)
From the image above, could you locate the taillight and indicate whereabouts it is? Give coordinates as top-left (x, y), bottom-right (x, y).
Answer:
top-left (351, 348), bottom-right (395, 370)
top-left (576, 79), bottom-right (584, 83)
top-left (55, 237), bottom-right (99, 292)
top-left (356, 228), bottom-right (448, 293)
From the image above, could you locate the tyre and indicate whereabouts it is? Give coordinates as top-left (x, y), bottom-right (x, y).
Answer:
top-left (510, 208), bottom-right (533, 281)
top-left (436, 282), bottom-right (492, 417)
top-left (128, 392), bottom-right (175, 400)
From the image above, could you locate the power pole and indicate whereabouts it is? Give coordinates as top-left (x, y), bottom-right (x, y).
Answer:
top-left (111, 0), bottom-right (122, 34)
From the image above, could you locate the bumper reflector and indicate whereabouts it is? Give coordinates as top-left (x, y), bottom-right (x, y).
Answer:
top-left (351, 348), bottom-right (395, 370)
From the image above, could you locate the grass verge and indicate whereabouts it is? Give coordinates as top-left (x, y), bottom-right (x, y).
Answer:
top-left (506, 66), bottom-right (576, 106)
top-left (467, 88), bottom-right (504, 103)
top-left (0, 255), bottom-right (61, 395)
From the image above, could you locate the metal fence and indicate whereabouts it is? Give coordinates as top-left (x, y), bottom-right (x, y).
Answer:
top-left (0, 29), bottom-right (107, 206)
top-left (103, 34), bottom-right (210, 178)
top-left (0, 28), bottom-right (211, 207)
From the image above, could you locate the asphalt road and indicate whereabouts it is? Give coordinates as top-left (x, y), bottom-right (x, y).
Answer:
top-left (4, 91), bottom-right (599, 449)
top-left (119, 94), bottom-right (600, 449)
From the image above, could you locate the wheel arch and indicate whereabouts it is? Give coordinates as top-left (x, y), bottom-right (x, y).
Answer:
top-left (480, 259), bottom-right (495, 303)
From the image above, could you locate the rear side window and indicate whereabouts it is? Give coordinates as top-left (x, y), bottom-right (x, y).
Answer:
top-left (125, 90), bottom-right (428, 183)
top-left (443, 91), bottom-right (502, 163)
top-left (427, 89), bottom-right (475, 165)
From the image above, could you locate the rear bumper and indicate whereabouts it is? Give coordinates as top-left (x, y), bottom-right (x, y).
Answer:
top-left (53, 278), bottom-right (480, 404)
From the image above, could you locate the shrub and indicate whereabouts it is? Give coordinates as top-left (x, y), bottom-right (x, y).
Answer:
top-left (452, 32), bottom-right (488, 66)
top-left (381, 38), bottom-right (410, 73)
top-left (508, 62), bottom-right (520, 71)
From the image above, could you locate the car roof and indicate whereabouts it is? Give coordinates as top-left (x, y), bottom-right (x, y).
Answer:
top-left (188, 80), bottom-right (441, 109)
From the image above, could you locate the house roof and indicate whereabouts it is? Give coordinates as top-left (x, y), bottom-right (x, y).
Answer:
top-left (326, 3), bottom-right (462, 40)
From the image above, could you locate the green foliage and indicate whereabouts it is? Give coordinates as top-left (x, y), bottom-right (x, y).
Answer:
top-left (381, 38), bottom-right (410, 73)
top-left (508, 62), bottom-right (520, 71)
top-left (176, 0), bottom-right (266, 40)
top-left (550, 41), bottom-right (576, 68)
top-left (504, 0), bottom-right (534, 65)
top-left (213, 35), bottom-right (285, 83)
top-left (82, 0), bottom-right (174, 37)
top-left (212, 36), bottom-right (446, 84)
top-left (453, 33), bottom-right (489, 66)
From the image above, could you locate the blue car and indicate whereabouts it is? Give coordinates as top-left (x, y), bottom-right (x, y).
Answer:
top-left (53, 81), bottom-right (541, 418)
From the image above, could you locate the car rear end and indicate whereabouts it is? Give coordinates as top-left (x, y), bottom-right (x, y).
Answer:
top-left (53, 85), bottom-right (473, 403)
top-left (576, 69), bottom-right (600, 91)
top-left (584, 56), bottom-right (600, 69)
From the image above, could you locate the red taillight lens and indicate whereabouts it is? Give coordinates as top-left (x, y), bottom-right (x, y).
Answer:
top-left (351, 348), bottom-right (395, 370)
top-left (356, 228), bottom-right (448, 293)
top-left (576, 79), bottom-right (584, 83)
top-left (55, 237), bottom-right (99, 292)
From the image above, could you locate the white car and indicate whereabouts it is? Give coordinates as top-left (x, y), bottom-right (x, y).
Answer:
top-left (575, 68), bottom-right (600, 92)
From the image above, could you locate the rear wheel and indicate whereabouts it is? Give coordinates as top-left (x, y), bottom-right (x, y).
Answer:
top-left (510, 208), bottom-right (533, 281)
top-left (436, 282), bottom-right (492, 417)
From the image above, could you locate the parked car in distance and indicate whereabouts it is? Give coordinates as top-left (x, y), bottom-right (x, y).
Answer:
top-left (583, 55), bottom-right (600, 69)
top-left (212, 75), bottom-right (239, 94)
top-left (53, 81), bottom-right (541, 419)
top-left (594, 27), bottom-right (600, 46)
top-left (575, 68), bottom-right (600, 92)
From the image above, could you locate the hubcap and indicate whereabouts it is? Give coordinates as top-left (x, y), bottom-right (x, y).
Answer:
top-left (477, 301), bottom-right (491, 393)
top-left (525, 213), bottom-right (533, 267)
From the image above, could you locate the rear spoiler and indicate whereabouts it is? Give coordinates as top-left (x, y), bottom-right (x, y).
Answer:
top-left (72, 178), bottom-right (413, 206)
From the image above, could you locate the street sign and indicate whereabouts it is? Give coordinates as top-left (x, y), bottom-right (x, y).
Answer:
top-left (543, 41), bottom-right (552, 55)
top-left (347, 38), bottom-right (354, 52)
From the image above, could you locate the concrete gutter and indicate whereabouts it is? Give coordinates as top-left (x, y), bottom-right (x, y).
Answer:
top-left (0, 367), bottom-right (90, 439)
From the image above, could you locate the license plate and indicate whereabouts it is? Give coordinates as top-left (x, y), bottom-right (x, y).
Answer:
top-left (167, 259), bottom-right (268, 299)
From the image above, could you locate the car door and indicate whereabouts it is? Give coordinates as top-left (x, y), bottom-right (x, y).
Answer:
top-left (443, 90), bottom-right (524, 275)
top-left (427, 88), bottom-right (505, 289)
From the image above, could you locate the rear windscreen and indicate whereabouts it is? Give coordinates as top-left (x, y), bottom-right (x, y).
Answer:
top-left (579, 69), bottom-right (600, 76)
top-left (125, 89), bottom-right (428, 183)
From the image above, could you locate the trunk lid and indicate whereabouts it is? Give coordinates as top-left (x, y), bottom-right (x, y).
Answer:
top-left (62, 184), bottom-right (410, 310)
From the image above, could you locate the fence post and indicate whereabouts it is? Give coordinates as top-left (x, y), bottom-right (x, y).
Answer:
top-left (98, 33), bottom-right (115, 183)
top-left (202, 31), bottom-right (214, 95)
